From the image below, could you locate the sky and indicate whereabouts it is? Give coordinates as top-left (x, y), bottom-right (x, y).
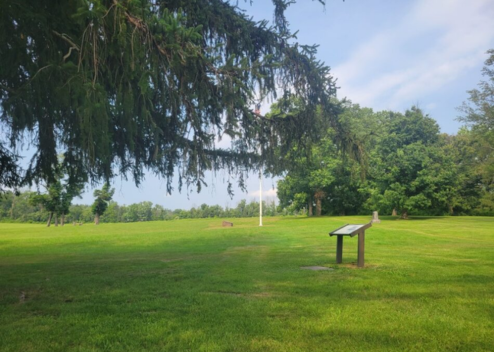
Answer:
top-left (73, 0), bottom-right (494, 208)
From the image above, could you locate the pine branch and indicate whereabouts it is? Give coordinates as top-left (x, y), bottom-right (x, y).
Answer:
top-left (51, 30), bottom-right (80, 61)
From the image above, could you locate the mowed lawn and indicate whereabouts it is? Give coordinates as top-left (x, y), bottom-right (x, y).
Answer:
top-left (0, 216), bottom-right (493, 352)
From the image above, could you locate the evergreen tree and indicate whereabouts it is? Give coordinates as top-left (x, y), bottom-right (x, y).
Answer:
top-left (0, 0), bottom-right (336, 193)
top-left (0, 146), bottom-right (20, 193)
top-left (458, 49), bottom-right (494, 204)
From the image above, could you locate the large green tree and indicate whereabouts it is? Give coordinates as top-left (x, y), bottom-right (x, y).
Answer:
top-left (370, 107), bottom-right (462, 218)
top-left (276, 101), bottom-right (371, 216)
top-left (0, 0), bottom-right (336, 193)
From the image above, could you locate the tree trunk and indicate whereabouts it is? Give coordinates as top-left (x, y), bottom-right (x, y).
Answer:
top-left (392, 208), bottom-right (397, 216)
top-left (54, 214), bottom-right (59, 226)
top-left (316, 198), bottom-right (322, 216)
top-left (47, 212), bottom-right (53, 227)
top-left (314, 190), bottom-right (325, 217)
top-left (10, 196), bottom-right (15, 219)
top-left (401, 210), bottom-right (408, 219)
top-left (61, 214), bottom-right (65, 226)
top-left (308, 201), bottom-right (313, 217)
top-left (95, 213), bottom-right (100, 225)
top-left (448, 204), bottom-right (454, 215)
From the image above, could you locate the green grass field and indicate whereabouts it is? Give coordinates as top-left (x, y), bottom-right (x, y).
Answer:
top-left (1, 216), bottom-right (493, 352)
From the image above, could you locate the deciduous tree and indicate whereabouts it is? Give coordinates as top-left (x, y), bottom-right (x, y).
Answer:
top-left (92, 183), bottom-right (114, 225)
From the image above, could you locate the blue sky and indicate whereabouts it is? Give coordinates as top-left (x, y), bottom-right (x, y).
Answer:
top-left (74, 0), bottom-right (494, 209)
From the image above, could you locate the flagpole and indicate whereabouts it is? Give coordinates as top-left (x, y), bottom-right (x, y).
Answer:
top-left (255, 102), bottom-right (263, 227)
top-left (259, 169), bottom-right (263, 227)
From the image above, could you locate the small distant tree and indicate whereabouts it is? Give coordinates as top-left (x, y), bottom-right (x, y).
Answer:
top-left (30, 182), bottom-right (62, 227)
top-left (29, 159), bottom-right (84, 226)
top-left (58, 182), bottom-right (84, 226)
top-left (92, 183), bottom-right (115, 225)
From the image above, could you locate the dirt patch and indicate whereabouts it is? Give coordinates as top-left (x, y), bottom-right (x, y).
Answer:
top-left (17, 289), bottom-right (43, 304)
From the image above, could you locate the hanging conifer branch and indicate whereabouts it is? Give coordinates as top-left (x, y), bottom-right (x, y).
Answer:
top-left (0, 0), bottom-right (339, 194)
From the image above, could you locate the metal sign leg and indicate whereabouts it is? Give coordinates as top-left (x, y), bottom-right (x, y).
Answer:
top-left (336, 235), bottom-right (343, 264)
top-left (357, 231), bottom-right (365, 268)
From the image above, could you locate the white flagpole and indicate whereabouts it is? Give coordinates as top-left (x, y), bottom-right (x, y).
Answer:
top-left (255, 102), bottom-right (263, 227)
top-left (259, 170), bottom-right (263, 227)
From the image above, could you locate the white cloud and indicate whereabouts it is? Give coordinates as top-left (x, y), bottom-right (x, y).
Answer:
top-left (249, 188), bottom-right (277, 198)
top-left (333, 0), bottom-right (494, 110)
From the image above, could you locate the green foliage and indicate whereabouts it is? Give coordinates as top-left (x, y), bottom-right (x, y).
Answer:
top-left (0, 191), bottom-right (48, 222)
top-left (277, 101), bottom-right (493, 217)
top-left (358, 107), bottom-right (463, 217)
top-left (458, 49), bottom-right (494, 193)
top-left (277, 102), bottom-right (375, 216)
top-left (0, 190), bottom-right (282, 223)
top-left (0, 0), bottom-right (336, 193)
top-left (0, 145), bottom-right (20, 193)
top-left (29, 182), bottom-right (62, 214)
top-left (27, 161), bottom-right (84, 225)
top-left (91, 183), bottom-right (115, 217)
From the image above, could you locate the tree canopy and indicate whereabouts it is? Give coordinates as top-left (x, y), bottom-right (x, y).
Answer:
top-left (0, 0), bottom-right (336, 194)
top-left (276, 100), bottom-right (494, 218)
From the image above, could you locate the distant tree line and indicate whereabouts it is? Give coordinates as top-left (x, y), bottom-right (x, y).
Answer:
top-left (0, 194), bottom-right (280, 224)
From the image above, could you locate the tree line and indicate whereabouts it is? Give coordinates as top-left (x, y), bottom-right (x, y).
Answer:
top-left (0, 193), bottom-right (280, 224)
